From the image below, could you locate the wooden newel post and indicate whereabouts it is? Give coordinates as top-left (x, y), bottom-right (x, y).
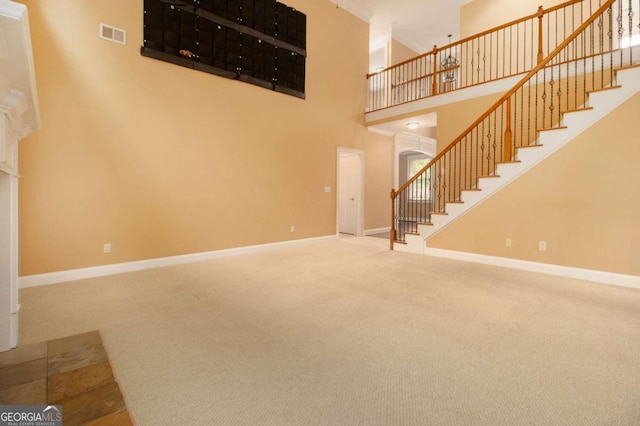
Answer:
top-left (504, 97), bottom-right (513, 162)
top-left (432, 45), bottom-right (438, 96)
top-left (537, 6), bottom-right (544, 64)
top-left (390, 190), bottom-right (397, 250)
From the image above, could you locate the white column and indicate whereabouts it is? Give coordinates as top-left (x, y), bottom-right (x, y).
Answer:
top-left (0, 113), bottom-right (18, 352)
top-left (0, 2), bottom-right (40, 352)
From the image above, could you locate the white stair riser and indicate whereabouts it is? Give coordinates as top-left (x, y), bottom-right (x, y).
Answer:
top-left (443, 203), bottom-right (467, 217)
top-left (495, 162), bottom-right (522, 176)
top-left (561, 109), bottom-right (598, 129)
top-left (417, 223), bottom-right (432, 234)
top-left (404, 234), bottom-right (426, 254)
top-left (515, 147), bottom-right (545, 162)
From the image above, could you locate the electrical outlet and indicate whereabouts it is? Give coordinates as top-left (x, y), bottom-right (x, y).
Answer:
top-left (538, 241), bottom-right (547, 251)
top-left (103, 243), bottom-right (112, 254)
top-left (505, 238), bottom-right (512, 247)
top-left (290, 225), bottom-right (295, 233)
top-left (324, 186), bottom-right (331, 193)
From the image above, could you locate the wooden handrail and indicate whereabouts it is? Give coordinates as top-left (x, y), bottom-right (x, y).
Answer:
top-left (367, 0), bottom-right (584, 79)
top-left (393, 0), bottom-right (615, 196)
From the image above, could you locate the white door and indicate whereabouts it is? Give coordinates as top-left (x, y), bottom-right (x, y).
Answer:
top-left (339, 154), bottom-right (360, 235)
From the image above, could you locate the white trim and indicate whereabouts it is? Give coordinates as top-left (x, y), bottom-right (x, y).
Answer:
top-left (19, 235), bottom-right (337, 288)
top-left (423, 247), bottom-right (640, 290)
top-left (393, 133), bottom-right (436, 190)
top-left (364, 227), bottom-right (390, 236)
top-left (327, 0), bottom-right (372, 23)
top-left (0, 1), bottom-right (26, 19)
top-left (0, 2), bottom-right (41, 134)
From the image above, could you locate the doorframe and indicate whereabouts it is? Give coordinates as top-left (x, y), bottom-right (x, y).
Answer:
top-left (336, 148), bottom-right (365, 237)
top-left (394, 133), bottom-right (437, 189)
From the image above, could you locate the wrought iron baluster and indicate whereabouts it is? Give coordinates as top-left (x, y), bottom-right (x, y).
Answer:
top-left (502, 28), bottom-right (506, 78)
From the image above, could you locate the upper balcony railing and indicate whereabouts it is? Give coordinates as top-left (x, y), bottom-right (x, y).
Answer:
top-left (367, 0), bottom-right (601, 112)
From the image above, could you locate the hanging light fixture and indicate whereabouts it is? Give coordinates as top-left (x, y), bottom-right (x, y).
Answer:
top-left (441, 34), bottom-right (458, 83)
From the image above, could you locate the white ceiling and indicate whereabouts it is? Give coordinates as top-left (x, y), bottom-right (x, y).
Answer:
top-left (329, 0), bottom-right (474, 54)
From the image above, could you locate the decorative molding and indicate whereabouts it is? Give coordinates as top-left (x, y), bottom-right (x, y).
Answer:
top-left (394, 132), bottom-right (436, 155)
top-left (19, 236), bottom-right (337, 288)
top-left (1, 90), bottom-right (29, 140)
top-left (423, 247), bottom-right (640, 290)
top-left (328, 0), bottom-right (372, 23)
top-left (394, 133), bottom-right (437, 189)
top-left (0, 1), bottom-right (41, 135)
top-left (0, 1), bottom-right (26, 19)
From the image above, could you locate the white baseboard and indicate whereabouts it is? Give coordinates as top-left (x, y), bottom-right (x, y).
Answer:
top-left (19, 235), bottom-right (337, 288)
top-left (364, 227), bottom-right (391, 236)
top-left (423, 247), bottom-right (640, 290)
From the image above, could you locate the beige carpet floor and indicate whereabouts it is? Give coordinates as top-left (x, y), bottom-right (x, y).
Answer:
top-left (18, 237), bottom-right (640, 425)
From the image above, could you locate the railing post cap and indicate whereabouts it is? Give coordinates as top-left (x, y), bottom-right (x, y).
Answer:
top-left (537, 5), bottom-right (544, 17)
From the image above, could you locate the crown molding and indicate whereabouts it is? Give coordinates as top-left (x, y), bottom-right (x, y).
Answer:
top-left (328, 0), bottom-right (373, 23)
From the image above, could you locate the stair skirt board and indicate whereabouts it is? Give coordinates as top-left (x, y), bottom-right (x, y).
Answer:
top-left (395, 66), bottom-right (640, 249)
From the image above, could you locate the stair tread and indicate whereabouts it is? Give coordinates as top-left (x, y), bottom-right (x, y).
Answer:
top-left (416, 222), bottom-right (433, 226)
top-left (614, 64), bottom-right (640, 72)
top-left (429, 212), bottom-right (448, 215)
top-left (516, 144), bottom-right (543, 150)
top-left (478, 175), bottom-right (500, 179)
top-left (446, 201), bottom-right (464, 204)
top-left (587, 85), bottom-right (621, 94)
top-left (562, 107), bottom-right (593, 115)
top-left (496, 160), bottom-right (521, 165)
top-left (538, 126), bottom-right (567, 132)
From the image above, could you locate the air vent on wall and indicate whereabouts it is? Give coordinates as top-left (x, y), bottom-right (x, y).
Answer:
top-left (99, 23), bottom-right (126, 45)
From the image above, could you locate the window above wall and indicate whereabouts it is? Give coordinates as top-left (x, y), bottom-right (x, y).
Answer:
top-left (407, 153), bottom-right (431, 201)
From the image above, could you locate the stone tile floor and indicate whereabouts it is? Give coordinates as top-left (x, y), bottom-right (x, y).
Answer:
top-left (0, 331), bottom-right (133, 425)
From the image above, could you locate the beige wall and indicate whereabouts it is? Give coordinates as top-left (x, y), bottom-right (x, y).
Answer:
top-left (18, 0), bottom-right (393, 275)
top-left (390, 39), bottom-right (419, 65)
top-left (461, 0), bottom-right (568, 37)
top-left (429, 92), bottom-right (640, 276)
top-left (433, 93), bottom-right (502, 153)
top-left (368, 92), bottom-right (501, 154)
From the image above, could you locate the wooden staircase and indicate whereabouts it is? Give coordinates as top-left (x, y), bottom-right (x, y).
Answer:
top-left (396, 65), bottom-right (640, 254)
